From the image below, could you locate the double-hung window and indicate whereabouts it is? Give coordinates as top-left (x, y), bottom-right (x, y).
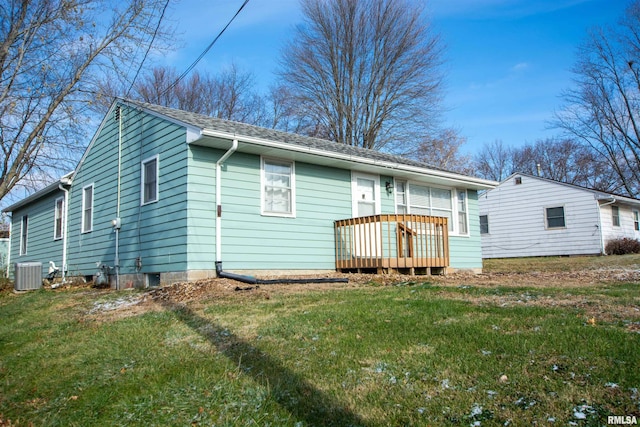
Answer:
top-left (545, 206), bottom-right (565, 229)
top-left (612, 206), bottom-right (620, 227)
top-left (82, 184), bottom-right (94, 233)
top-left (634, 210), bottom-right (639, 231)
top-left (479, 215), bottom-right (489, 234)
top-left (20, 215), bottom-right (28, 255)
top-left (458, 190), bottom-right (468, 235)
top-left (54, 197), bottom-right (64, 240)
top-left (262, 158), bottom-right (295, 217)
top-left (141, 155), bottom-right (159, 205)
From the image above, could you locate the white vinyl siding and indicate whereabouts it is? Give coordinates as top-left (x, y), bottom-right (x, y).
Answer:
top-left (141, 155), bottom-right (159, 205)
top-left (261, 158), bottom-right (295, 217)
top-left (479, 174), bottom-right (605, 258)
top-left (82, 184), bottom-right (94, 233)
top-left (54, 197), bottom-right (64, 240)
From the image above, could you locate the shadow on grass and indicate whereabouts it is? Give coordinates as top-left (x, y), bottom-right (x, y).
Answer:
top-left (163, 301), bottom-right (367, 427)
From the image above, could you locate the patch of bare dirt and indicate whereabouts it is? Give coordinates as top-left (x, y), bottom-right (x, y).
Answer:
top-left (82, 269), bottom-right (640, 325)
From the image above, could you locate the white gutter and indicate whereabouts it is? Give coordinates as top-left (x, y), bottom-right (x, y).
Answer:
top-left (200, 129), bottom-right (496, 190)
top-left (58, 177), bottom-right (72, 281)
top-left (596, 196), bottom-right (616, 255)
top-left (215, 139), bottom-right (238, 267)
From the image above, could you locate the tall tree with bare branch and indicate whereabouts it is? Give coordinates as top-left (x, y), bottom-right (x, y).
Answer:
top-left (555, 0), bottom-right (640, 197)
top-left (0, 0), bottom-right (172, 204)
top-left (278, 0), bottom-right (443, 152)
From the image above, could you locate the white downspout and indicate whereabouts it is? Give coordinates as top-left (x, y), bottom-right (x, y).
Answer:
top-left (597, 196), bottom-right (616, 255)
top-left (58, 178), bottom-right (71, 281)
top-left (215, 139), bottom-right (238, 272)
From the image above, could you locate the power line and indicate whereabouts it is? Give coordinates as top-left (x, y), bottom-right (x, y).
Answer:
top-left (159, 0), bottom-right (250, 97)
top-left (126, 0), bottom-right (171, 98)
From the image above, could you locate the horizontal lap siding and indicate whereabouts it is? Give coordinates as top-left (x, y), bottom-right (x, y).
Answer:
top-left (449, 190), bottom-right (482, 270)
top-left (9, 191), bottom-right (66, 278)
top-left (479, 176), bottom-right (602, 258)
top-left (600, 204), bottom-right (640, 245)
top-left (67, 106), bottom-right (189, 276)
top-left (203, 152), bottom-right (352, 271)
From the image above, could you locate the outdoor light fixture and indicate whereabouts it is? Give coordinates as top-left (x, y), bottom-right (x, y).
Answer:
top-left (385, 181), bottom-right (393, 194)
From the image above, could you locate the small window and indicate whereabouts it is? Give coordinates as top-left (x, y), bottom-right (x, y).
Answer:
top-left (262, 158), bottom-right (295, 216)
top-left (82, 184), bottom-right (94, 233)
top-left (54, 197), bottom-right (64, 240)
top-left (20, 215), bottom-right (28, 255)
top-left (458, 190), bottom-right (468, 234)
top-left (141, 155), bottom-right (158, 205)
top-left (612, 206), bottom-right (620, 227)
top-left (515, 177), bottom-right (522, 185)
top-left (395, 180), bottom-right (407, 214)
top-left (546, 206), bottom-right (565, 229)
top-left (634, 210), bottom-right (639, 231)
top-left (479, 215), bottom-right (489, 234)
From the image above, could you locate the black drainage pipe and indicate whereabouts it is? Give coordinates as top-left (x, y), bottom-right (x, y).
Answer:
top-left (215, 262), bottom-right (348, 285)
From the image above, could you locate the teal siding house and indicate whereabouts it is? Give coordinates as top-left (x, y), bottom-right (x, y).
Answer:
top-left (4, 99), bottom-right (495, 288)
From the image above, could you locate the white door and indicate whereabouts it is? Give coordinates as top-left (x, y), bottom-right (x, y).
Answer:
top-left (352, 174), bottom-right (379, 217)
top-left (351, 173), bottom-right (381, 257)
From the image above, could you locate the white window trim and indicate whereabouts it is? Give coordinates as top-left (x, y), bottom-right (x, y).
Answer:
top-left (351, 172), bottom-right (381, 217)
top-left (54, 197), bottom-right (64, 240)
top-left (20, 215), bottom-right (28, 256)
top-left (456, 189), bottom-right (470, 236)
top-left (393, 180), bottom-right (469, 236)
top-left (634, 210), bottom-right (639, 232)
top-left (261, 157), bottom-right (296, 218)
top-left (141, 154), bottom-right (160, 206)
top-left (82, 184), bottom-right (94, 233)
top-left (544, 205), bottom-right (566, 230)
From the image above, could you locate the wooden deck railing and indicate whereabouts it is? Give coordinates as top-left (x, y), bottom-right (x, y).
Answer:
top-left (334, 214), bottom-right (449, 274)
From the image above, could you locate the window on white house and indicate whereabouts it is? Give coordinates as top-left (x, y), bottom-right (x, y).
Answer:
top-left (479, 215), bottom-right (489, 234)
top-left (546, 206), bottom-right (565, 229)
top-left (612, 206), bottom-right (620, 227)
top-left (20, 215), bottom-right (28, 255)
top-left (82, 184), bottom-right (93, 233)
top-left (54, 197), bottom-right (64, 240)
top-left (141, 156), bottom-right (158, 205)
top-left (458, 190), bottom-right (468, 234)
top-left (262, 159), bottom-right (294, 216)
top-left (634, 210), bottom-right (639, 231)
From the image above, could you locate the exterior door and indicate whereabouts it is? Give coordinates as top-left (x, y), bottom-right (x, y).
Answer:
top-left (353, 174), bottom-right (379, 217)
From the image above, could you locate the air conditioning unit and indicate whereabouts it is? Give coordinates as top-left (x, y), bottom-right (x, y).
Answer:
top-left (14, 262), bottom-right (43, 291)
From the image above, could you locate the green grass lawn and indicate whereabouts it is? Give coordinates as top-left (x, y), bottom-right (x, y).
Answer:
top-left (0, 257), bottom-right (639, 426)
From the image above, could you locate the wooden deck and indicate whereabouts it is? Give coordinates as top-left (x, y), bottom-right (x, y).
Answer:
top-left (334, 214), bottom-right (449, 275)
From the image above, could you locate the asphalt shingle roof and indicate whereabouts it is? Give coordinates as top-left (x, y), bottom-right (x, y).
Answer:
top-left (123, 99), bottom-right (451, 173)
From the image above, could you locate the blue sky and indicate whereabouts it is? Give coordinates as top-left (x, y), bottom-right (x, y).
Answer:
top-left (158, 0), bottom-right (629, 155)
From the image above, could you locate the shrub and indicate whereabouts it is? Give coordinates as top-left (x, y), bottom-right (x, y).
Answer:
top-left (605, 237), bottom-right (640, 255)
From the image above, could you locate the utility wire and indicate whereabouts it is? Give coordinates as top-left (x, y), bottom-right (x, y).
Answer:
top-left (126, 0), bottom-right (171, 98)
top-left (159, 0), bottom-right (250, 97)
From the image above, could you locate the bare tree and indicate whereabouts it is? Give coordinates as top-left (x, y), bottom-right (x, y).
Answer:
top-left (278, 0), bottom-right (443, 152)
top-left (473, 140), bottom-right (514, 182)
top-left (0, 0), bottom-right (172, 204)
top-left (414, 128), bottom-right (472, 174)
top-left (128, 63), bottom-right (268, 126)
top-left (555, 0), bottom-right (640, 197)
